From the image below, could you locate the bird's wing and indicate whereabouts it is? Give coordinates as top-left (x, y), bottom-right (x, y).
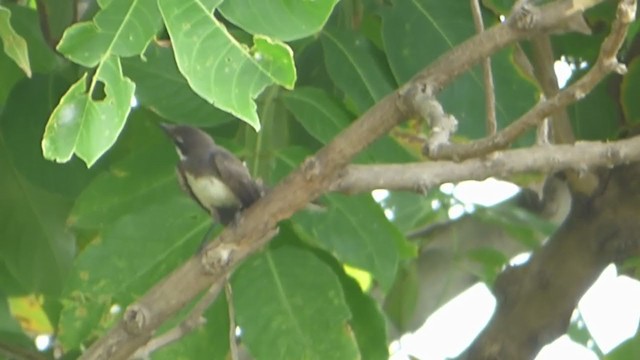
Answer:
top-left (211, 150), bottom-right (262, 208)
top-left (176, 163), bottom-right (211, 214)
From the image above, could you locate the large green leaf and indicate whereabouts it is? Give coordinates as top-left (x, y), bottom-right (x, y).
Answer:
top-left (293, 194), bottom-right (404, 291)
top-left (338, 264), bottom-right (389, 360)
top-left (320, 27), bottom-right (395, 113)
top-left (0, 77), bottom-right (82, 295)
top-left (1, 76), bottom-right (93, 198)
top-left (569, 74), bottom-right (620, 140)
top-left (158, 0), bottom-right (296, 131)
top-left (0, 6), bottom-right (30, 77)
top-left (122, 45), bottom-right (234, 126)
top-left (69, 141), bottom-right (182, 229)
top-left (42, 56), bottom-right (135, 167)
top-left (283, 87), bottom-right (351, 144)
top-left (219, 0), bottom-right (339, 41)
top-left (283, 87), bottom-right (415, 163)
top-left (0, 143), bottom-right (75, 295)
top-left (232, 247), bottom-right (359, 359)
top-left (59, 196), bottom-right (207, 349)
top-left (56, 0), bottom-right (161, 67)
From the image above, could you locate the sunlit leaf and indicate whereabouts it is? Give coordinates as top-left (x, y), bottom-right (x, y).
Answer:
top-left (158, 0), bottom-right (296, 130)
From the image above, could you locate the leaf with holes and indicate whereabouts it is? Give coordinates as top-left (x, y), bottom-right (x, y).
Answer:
top-left (42, 56), bottom-right (135, 167)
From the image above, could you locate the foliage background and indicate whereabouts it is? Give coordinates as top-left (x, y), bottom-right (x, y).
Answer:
top-left (0, 0), bottom-right (639, 359)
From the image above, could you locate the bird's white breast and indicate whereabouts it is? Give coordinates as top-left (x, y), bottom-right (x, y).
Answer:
top-left (185, 173), bottom-right (240, 208)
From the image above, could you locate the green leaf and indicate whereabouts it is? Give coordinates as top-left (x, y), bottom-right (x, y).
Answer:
top-left (569, 73), bottom-right (620, 140)
top-left (59, 197), bottom-right (207, 348)
top-left (158, 0), bottom-right (296, 131)
top-left (1, 79), bottom-right (80, 295)
top-left (0, 142), bottom-right (75, 295)
top-left (0, 6), bottom-right (31, 77)
top-left (232, 247), bottom-right (360, 359)
top-left (122, 45), bottom-right (234, 126)
top-left (219, 0), bottom-right (339, 41)
top-left (320, 27), bottom-right (395, 113)
top-left (154, 293), bottom-right (230, 360)
top-left (283, 87), bottom-right (415, 163)
top-left (42, 56), bottom-right (135, 167)
top-left (292, 194), bottom-right (403, 291)
top-left (56, 0), bottom-right (161, 67)
top-left (66, 196), bottom-right (206, 298)
top-left (340, 269), bottom-right (389, 360)
top-left (283, 87), bottom-right (351, 144)
top-left (69, 142), bottom-right (182, 229)
top-left (1, 76), bottom-right (93, 198)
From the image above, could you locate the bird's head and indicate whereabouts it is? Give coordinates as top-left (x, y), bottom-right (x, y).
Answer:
top-left (160, 123), bottom-right (216, 160)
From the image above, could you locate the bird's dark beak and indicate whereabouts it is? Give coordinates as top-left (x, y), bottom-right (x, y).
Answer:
top-left (159, 122), bottom-right (176, 136)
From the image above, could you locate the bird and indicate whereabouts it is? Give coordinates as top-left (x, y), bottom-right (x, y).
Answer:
top-left (160, 123), bottom-right (263, 226)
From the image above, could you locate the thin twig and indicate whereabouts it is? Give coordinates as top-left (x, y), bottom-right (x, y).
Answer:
top-left (471, 0), bottom-right (497, 135)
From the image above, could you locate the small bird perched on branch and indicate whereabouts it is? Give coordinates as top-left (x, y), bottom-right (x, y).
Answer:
top-left (160, 123), bottom-right (263, 226)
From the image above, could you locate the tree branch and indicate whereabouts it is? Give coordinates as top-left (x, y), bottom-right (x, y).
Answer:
top-left (332, 135), bottom-right (640, 194)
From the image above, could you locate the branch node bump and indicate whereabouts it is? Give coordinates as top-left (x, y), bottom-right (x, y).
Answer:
top-left (123, 304), bottom-right (148, 335)
top-left (201, 243), bottom-right (235, 274)
top-left (614, 63), bottom-right (627, 75)
top-left (508, 2), bottom-right (539, 30)
top-left (302, 157), bottom-right (321, 181)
